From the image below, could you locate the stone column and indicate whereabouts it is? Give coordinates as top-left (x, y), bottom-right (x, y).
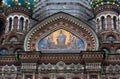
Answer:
top-left (119, 15), bottom-right (120, 32)
top-left (22, 73), bottom-right (25, 79)
top-left (116, 19), bottom-right (118, 30)
top-left (111, 17), bottom-right (114, 29)
top-left (96, 19), bottom-right (98, 32)
top-left (98, 74), bottom-right (100, 79)
top-left (105, 17), bottom-right (107, 30)
top-left (33, 72), bottom-right (35, 79)
top-left (5, 20), bottom-right (9, 33)
top-left (99, 18), bottom-right (102, 31)
top-left (23, 19), bottom-right (26, 31)
top-left (11, 17), bottom-right (14, 31)
top-left (17, 18), bottom-right (20, 31)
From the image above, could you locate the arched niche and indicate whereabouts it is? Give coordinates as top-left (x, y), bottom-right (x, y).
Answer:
top-left (10, 65), bottom-right (17, 72)
top-left (0, 48), bottom-right (9, 55)
top-left (106, 35), bottom-right (116, 42)
top-left (2, 65), bottom-right (10, 72)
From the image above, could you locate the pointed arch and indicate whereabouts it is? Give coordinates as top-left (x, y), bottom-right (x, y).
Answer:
top-left (24, 12), bottom-right (99, 51)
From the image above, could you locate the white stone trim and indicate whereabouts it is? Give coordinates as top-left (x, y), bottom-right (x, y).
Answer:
top-left (96, 13), bottom-right (118, 31)
top-left (6, 14), bottom-right (29, 32)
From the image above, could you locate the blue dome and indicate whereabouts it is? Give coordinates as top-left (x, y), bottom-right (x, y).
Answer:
top-left (2, 0), bottom-right (34, 11)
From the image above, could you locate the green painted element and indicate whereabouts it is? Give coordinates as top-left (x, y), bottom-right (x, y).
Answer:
top-left (2, 0), bottom-right (35, 12)
top-left (0, 9), bottom-right (2, 12)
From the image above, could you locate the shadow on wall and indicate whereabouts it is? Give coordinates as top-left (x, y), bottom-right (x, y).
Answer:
top-left (0, 20), bottom-right (4, 35)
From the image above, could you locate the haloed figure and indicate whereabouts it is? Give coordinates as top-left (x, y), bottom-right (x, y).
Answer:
top-left (57, 30), bottom-right (66, 48)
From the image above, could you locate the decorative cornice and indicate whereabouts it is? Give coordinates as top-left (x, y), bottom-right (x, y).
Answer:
top-left (89, 0), bottom-right (120, 9)
top-left (5, 6), bottom-right (31, 16)
top-left (94, 5), bottom-right (120, 14)
top-left (81, 51), bottom-right (104, 63)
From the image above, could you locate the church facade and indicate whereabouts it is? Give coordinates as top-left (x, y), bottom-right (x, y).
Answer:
top-left (0, 0), bottom-right (120, 79)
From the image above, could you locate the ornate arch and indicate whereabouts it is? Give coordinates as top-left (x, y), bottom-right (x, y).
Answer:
top-left (24, 13), bottom-right (99, 52)
top-left (103, 32), bottom-right (119, 41)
